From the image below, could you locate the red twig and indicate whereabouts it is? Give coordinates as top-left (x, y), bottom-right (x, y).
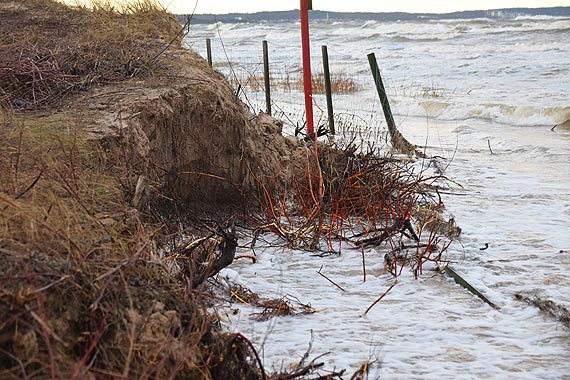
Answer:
top-left (229, 333), bottom-right (267, 380)
top-left (71, 314), bottom-right (107, 380)
top-left (361, 280), bottom-right (397, 317)
top-left (35, 296), bottom-right (56, 380)
top-left (361, 247), bottom-right (366, 283)
top-left (0, 349), bottom-right (29, 380)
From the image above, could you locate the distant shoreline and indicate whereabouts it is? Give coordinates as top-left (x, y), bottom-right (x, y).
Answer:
top-left (180, 7), bottom-right (570, 24)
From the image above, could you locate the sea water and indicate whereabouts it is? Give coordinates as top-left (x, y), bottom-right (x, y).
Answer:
top-left (185, 15), bottom-right (570, 379)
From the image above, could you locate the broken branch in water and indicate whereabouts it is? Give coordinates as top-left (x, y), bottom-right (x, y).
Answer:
top-left (317, 265), bottom-right (346, 292)
top-left (515, 293), bottom-right (570, 328)
top-left (353, 218), bottom-right (417, 248)
top-left (361, 280), bottom-right (398, 317)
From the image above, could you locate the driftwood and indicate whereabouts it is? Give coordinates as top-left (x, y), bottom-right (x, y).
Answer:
top-left (515, 294), bottom-right (570, 328)
top-left (193, 231), bottom-right (237, 288)
top-left (177, 226), bottom-right (238, 289)
top-left (353, 218), bottom-right (419, 248)
top-left (361, 280), bottom-right (398, 317)
top-left (551, 119), bottom-right (570, 131)
top-left (317, 265), bottom-right (346, 292)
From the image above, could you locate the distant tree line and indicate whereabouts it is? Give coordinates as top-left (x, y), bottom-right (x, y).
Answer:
top-left (178, 7), bottom-right (570, 24)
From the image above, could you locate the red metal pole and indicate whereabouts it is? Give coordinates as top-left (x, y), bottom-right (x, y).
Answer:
top-left (300, 0), bottom-right (314, 138)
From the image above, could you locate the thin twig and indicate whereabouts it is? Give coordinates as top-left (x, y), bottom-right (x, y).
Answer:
top-left (361, 280), bottom-right (398, 317)
top-left (229, 333), bottom-right (267, 380)
top-left (30, 275), bottom-right (71, 295)
top-left (317, 265), bottom-right (346, 292)
top-left (298, 330), bottom-right (314, 368)
top-left (361, 247), bottom-right (366, 283)
top-left (95, 238), bottom-right (151, 282)
top-left (0, 349), bottom-right (29, 380)
top-left (121, 274), bottom-right (136, 379)
top-left (26, 308), bottom-right (66, 347)
top-left (35, 297), bottom-right (56, 379)
top-left (71, 314), bottom-right (106, 380)
top-left (146, 4), bottom-right (197, 70)
top-left (15, 169), bottom-right (43, 199)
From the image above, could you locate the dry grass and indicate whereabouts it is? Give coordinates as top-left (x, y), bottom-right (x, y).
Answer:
top-left (228, 67), bottom-right (359, 95)
top-left (0, 111), bottom-right (198, 379)
top-left (0, 0), bottom-right (182, 109)
top-left (308, 69), bottom-right (359, 94)
top-left (227, 284), bottom-right (315, 322)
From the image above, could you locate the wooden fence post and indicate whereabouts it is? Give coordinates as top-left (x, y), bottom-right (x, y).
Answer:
top-left (262, 40), bottom-right (271, 115)
top-left (322, 45), bottom-right (335, 135)
top-left (206, 38), bottom-right (212, 67)
top-left (367, 53), bottom-right (396, 133)
top-left (368, 52), bottom-right (426, 157)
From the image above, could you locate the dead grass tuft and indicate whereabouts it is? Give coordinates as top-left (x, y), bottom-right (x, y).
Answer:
top-left (0, 0), bottom-right (182, 109)
top-left (227, 284), bottom-right (315, 322)
top-left (228, 68), bottom-right (359, 95)
top-left (308, 69), bottom-right (359, 94)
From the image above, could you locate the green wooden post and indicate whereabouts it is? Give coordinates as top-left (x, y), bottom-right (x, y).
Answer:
top-left (262, 40), bottom-right (271, 115)
top-left (367, 52), bottom-right (426, 157)
top-left (367, 52), bottom-right (396, 134)
top-left (206, 38), bottom-right (212, 67)
top-left (322, 45), bottom-right (335, 135)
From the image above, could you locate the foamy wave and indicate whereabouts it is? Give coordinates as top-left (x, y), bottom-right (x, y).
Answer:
top-left (513, 15), bottom-right (570, 21)
top-left (388, 35), bottom-right (454, 42)
top-left (396, 99), bottom-right (570, 127)
top-left (206, 22), bottom-right (241, 32)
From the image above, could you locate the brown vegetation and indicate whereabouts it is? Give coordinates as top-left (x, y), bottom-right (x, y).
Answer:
top-left (228, 68), bottom-right (359, 95)
top-left (0, 107), bottom-right (227, 379)
top-left (254, 140), bottom-right (459, 279)
top-left (515, 294), bottom-right (570, 328)
top-left (0, 0), bottom-right (181, 110)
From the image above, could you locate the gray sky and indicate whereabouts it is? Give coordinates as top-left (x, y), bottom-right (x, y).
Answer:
top-left (172, 0), bottom-right (569, 14)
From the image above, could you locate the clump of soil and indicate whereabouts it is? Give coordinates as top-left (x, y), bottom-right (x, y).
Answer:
top-left (82, 66), bottom-right (309, 209)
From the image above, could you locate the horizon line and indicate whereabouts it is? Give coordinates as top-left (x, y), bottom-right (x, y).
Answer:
top-left (188, 5), bottom-right (570, 16)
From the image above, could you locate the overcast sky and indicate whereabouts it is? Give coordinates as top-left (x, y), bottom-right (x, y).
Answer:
top-left (171, 0), bottom-right (569, 14)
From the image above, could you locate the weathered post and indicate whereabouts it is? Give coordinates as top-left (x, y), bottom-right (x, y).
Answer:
top-left (300, 0), bottom-right (314, 138)
top-left (262, 40), bottom-right (272, 115)
top-left (368, 52), bottom-right (426, 157)
top-left (321, 45), bottom-right (335, 135)
top-left (206, 38), bottom-right (212, 67)
top-left (367, 53), bottom-right (396, 134)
